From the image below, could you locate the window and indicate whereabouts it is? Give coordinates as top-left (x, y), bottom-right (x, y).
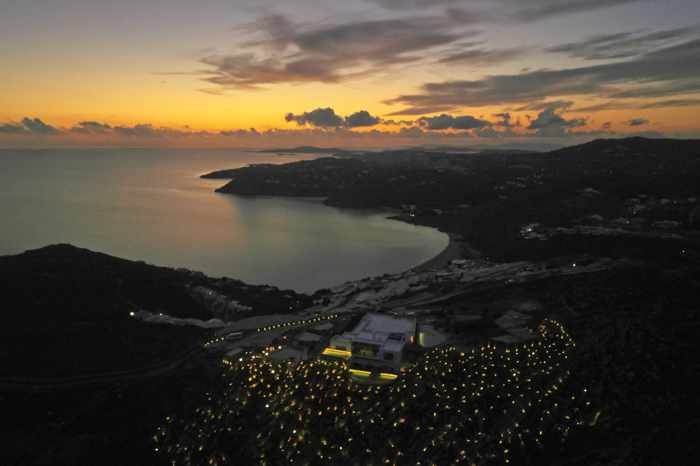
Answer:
top-left (383, 353), bottom-right (394, 361)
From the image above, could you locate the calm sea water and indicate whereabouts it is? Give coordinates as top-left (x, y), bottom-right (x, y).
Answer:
top-left (0, 149), bottom-right (447, 292)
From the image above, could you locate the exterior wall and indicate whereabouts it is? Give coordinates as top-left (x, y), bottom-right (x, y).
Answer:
top-left (330, 335), bottom-right (353, 351)
top-left (350, 349), bottom-right (402, 371)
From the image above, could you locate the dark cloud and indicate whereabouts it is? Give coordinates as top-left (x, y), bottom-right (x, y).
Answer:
top-left (386, 105), bottom-right (456, 116)
top-left (493, 112), bottom-right (522, 130)
top-left (626, 118), bottom-right (649, 126)
top-left (382, 119), bottom-right (417, 126)
top-left (572, 98), bottom-right (700, 112)
top-left (202, 14), bottom-right (474, 89)
top-left (387, 37), bottom-right (700, 114)
top-left (637, 98), bottom-right (700, 109)
top-left (515, 100), bottom-right (574, 112)
top-left (369, 0), bottom-right (641, 22)
top-left (201, 53), bottom-right (342, 89)
top-left (345, 111), bottom-right (381, 128)
top-left (438, 47), bottom-right (524, 66)
top-left (71, 121), bottom-right (113, 134)
top-left (368, 0), bottom-right (451, 9)
top-left (527, 104), bottom-right (586, 137)
top-left (417, 114), bottom-right (491, 130)
top-left (285, 108), bottom-right (345, 128)
top-left (68, 121), bottom-right (208, 138)
top-left (220, 128), bottom-right (260, 137)
top-left (547, 27), bottom-right (694, 60)
top-left (513, 0), bottom-right (642, 22)
top-left (0, 118), bottom-right (61, 135)
top-left (21, 117), bottom-right (60, 135)
top-left (0, 122), bottom-right (26, 134)
top-left (113, 124), bottom-right (161, 137)
top-left (606, 80), bottom-right (700, 99)
top-left (111, 124), bottom-right (207, 138)
top-left (398, 126), bottom-right (429, 138)
top-left (285, 108), bottom-right (382, 128)
top-left (474, 126), bottom-right (500, 137)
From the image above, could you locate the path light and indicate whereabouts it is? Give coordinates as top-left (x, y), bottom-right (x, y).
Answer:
top-left (156, 319), bottom-right (591, 465)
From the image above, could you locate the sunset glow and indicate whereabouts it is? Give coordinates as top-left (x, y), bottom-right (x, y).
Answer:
top-left (2, 0), bottom-right (700, 148)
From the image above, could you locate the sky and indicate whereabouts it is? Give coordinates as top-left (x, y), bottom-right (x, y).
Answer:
top-left (1, 0), bottom-right (699, 148)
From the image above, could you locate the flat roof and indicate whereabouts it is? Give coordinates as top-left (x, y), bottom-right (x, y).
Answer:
top-left (352, 313), bottom-right (415, 336)
top-left (333, 313), bottom-right (416, 350)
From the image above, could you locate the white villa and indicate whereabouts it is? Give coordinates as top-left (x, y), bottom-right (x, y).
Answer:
top-left (322, 313), bottom-right (416, 376)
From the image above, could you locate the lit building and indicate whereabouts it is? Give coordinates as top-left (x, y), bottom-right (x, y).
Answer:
top-left (322, 313), bottom-right (416, 374)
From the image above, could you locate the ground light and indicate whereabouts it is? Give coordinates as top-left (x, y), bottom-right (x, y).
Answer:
top-left (154, 319), bottom-right (596, 466)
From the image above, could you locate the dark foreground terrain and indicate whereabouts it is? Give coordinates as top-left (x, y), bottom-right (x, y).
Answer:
top-left (0, 245), bottom-right (309, 466)
top-left (1, 138), bottom-right (699, 465)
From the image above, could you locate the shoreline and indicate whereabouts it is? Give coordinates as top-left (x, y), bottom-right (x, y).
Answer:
top-left (410, 232), bottom-right (476, 273)
top-left (383, 212), bottom-right (482, 275)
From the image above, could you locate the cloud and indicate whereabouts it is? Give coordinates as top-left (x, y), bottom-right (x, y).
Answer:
top-left (438, 46), bottom-right (524, 66)
top-left (386, 37), bottom-right (700, 114)
top-left (527, 104), bottom-right (586, 137)
top-left (285, 108), bottom-right (345, 128)
top-left (285, 108), bottom-right (383, 128)
top-left (571, 98), bottom-right (700, 112)
top-left (220, 128), bottom-right (260, 137)
top-left (201, 14), bottom-right (475, 89)
top-left (0, 118), bottom-right (60, 135)
top-left (70, 121), bottom-right (113, 134)
top-left (417, 113), bottom-right (491, 130)
top-left (345, 111), bottom-right (382, 128)
top-left (515, 100), bottom-right (574, 112)
top-left (513, 0), bottom-right (642, 22)
top-left (626, 118), bottom-right (649, 126)
top-left (606, 80), bottom-right (700, 99)
top-left (0, 122), bottom-right (26, 134)
top-left (382, 119), bottom-right (417, 126)
top-left (368, 0), bottom-right (452, 9)
top-left (369, 0), bottom-right (642, 22)
top-left (546, 26), bottom-right (695, 60)
top-left (385, 105), bottom-right (457, 116)
top-left (66, 121), bottom-right (214, 138)
top-left (492, 112), bottom-right (522, 134)
top-left (21, 117), bottom-right (60, 135)
top-left (112, 124), bottom-right (164, 137)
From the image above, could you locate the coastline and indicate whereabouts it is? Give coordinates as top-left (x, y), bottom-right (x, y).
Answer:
top-left (410, 232), bottom-right (475, 273)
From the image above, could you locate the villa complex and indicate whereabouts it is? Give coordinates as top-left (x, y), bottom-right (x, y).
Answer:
top-left (322, 313), bottom-right (416, 376)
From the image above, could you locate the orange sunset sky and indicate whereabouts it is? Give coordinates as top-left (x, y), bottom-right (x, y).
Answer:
top-left (2, 0), bottom-right (700, 148)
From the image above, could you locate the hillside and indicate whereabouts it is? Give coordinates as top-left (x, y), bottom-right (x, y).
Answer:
top-left (0, 245), bottom-right (310, 466)
top-left (0, 244), bottom-right (309, 377)
top-left (206, 138), bottom-right (700, 263)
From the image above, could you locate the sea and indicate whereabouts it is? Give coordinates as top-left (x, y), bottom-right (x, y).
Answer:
top-left (0, 148), bottom-right (447, 292)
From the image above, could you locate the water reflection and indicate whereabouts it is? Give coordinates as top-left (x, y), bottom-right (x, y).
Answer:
top-left (0, 149), bottom-right (447, 292)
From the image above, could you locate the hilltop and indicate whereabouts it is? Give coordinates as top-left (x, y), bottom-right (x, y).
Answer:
top-left (206, 137), bottom-right (700, 262)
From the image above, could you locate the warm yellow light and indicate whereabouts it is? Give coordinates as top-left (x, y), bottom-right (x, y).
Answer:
top-left (322, 347), bottom-right (352, 359)
top-left (379, 373), bottom-right (398, 380)
top-left (349, 368), bottom-right (371, 377)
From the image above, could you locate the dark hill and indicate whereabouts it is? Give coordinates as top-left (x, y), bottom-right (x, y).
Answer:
top-left (0, 244), bottom-right (308, 377)
top-left (206, 137), bottom-right (700, 262)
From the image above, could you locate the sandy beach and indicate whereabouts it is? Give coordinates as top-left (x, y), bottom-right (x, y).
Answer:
top-left (410, 232), bottom-right (479, 273)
